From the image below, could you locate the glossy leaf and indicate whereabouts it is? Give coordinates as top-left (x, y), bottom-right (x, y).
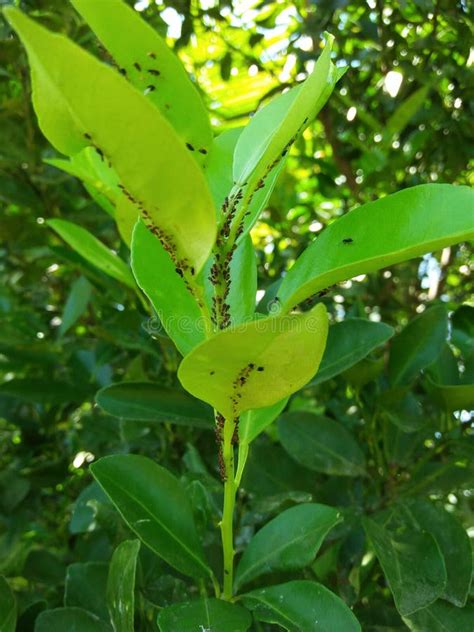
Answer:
top-left (0, 378), bottom-right (91, 405)
top-left (379, 390), bottom-right (426, 432)
top-left (90, 454), bottom-right (211, 579)
top-left (311, 319), bottom-right (394, 385)
top-left (0, 577), bottom-right (16, 632)
top-left (278, 184), bottom-right (474, 309)
top-left (206, 127), bottom-right (242, 208)
top-left (71, 0), bottom-right (212, 161)
top-left (48, 219), bottom-right (135, 288)
top-left (227, 235), bottom-right (257, 325)
top-left (107, 539), bottom-right (140, 632)
top-left (401, 500), bottom-right (472, 607)
top-left (278, 412), bottom-right (366, 477)
top-left (427, 379), bottom-right (474, 412)
top-left (59, 276), bottom-right (92, 337)
top-left (403, 600), bottom-right (474, 632)
top-left (363, 517), bottom-right (446, 616)
top-left (5, 8), bottom-right (215, 272)
top-left (157, 598), bottom-right (252, 632)
top-left (131, 220), bottom-right (206, 355)
top-left (178, 303), bottom-right (328, 418)
top-left (239, 398), bottom-right (289, 446)
top-left (65, 563), bottom-right (109, 621)
top-left (96, 382), bottom-right (214, 428)
top-left (234, 503), bottom-right (341, 590)
top-left (242, 580), bottom-right (361, 631)
top-left (388, 304), bottom-right (448, 385)
top-left (35, 608), bottom-right (112, 632)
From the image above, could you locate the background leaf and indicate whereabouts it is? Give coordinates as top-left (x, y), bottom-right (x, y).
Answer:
top-left (0, 577), bottom-right (16, 632)
top-left (242, 580), bottom-right (361, 631)
top-left (35, 608), bottom-right (112, 632)
top-left (106, 539), bottom-right (140, 632)
top-left (278, 412), bottom-right (366, 476)
top-left (157, 598), bottom-right (252, 632)
top-left (91, 455), bottom-right (211, 579)
top-left (234, 503), bottom-right (341, 590)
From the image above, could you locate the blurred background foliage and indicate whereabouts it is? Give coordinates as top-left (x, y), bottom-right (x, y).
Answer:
top-left (0, 0), bottom-right (473, 630)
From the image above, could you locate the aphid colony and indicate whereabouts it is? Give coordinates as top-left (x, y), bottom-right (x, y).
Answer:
top-left (214, 362), bottom-right (265, 480)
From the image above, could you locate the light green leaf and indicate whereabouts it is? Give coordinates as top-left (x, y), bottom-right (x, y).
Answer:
top-left (131, 219), bottom-right (206, 355)
top-left (96, 382), bottom-right (214, 429)
top-left (363, 517), bottom-right (446, 616)
top-left (242, 580), bottom-right (361, 631)
top-left (227, 235), bottom-right (257, 325)
top-left (278, 184), bottom-right (474, 310)
top-left (403, 600), bottom-right (474, 632)
top-left (206, 127), bottom-right (242, 208)
top-left (35, 608), bottom-right (112, 632)
top-left (234, 503), bottom-right (341, 591)
top-left (59, 276), bottom-right (92, 337)
top-left (278, 412), bottom-right (366, 477)
top-left (178, 304), bottom-right (328, 418)
top-left (5, 8), bottom-right (215, 272)
top-left (107, 540), bottom-right (140, 632)
top-left (239, 398), bottom-right (289, 446)
top-left (48, 219), bottom-right (135, 288)
top-left (388, 304), bottom-right (448, 385)
top-left (90, 454), bottom-right (211, 580)
top-left (0, 577), bottom-right (16, 632)
top-left (157, 598), bottom-right (252, 632)
top-left (311, 319), bottom-right (394, 385)
top-left (230, 36), bottom-right (344, 239)
top-left (71, 0), bottom-right (212, 163)
top-left (65, 563), bottom-right (109, 621)
top-left (400, 500), bottom-right (472, 607)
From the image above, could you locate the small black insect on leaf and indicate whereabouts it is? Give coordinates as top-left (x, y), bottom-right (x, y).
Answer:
top-left (145, 85), bottom-right (156, 93)
top-left (83, 133), bottom-right (92, 140)
top-left (198, 148), bottom-right (208, 155)
top-left (342, 238), bottom-right (353, 244)
top-left (257, 366), bottom-right (264, 372)
top-left (133, 62), bottom-right (142, 72)
top-left (147, 69), bottom-right (160, 76)
top-left (186, 143), bottom-right (195, 151)
top-left (118, 67), bottom-right (127, 76)
top-left (210, 371), bottom-right (215, 376)
top-left (148, 52), bottom-right (157, 59)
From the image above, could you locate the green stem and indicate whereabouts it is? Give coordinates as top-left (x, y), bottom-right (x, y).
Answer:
top-left (220, 414), bottom-right (237, 600)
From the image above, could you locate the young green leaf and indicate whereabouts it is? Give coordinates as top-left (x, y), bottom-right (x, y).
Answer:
top-left (96, 382), bottom-right (214, 429)
top-left (234, 503), bottom-right (341, 591)
top-left (90, 454), bottom-right (211, 580)
top-left (239, 398), bottom-right (289, 446)
top-left (278, 184), bottom-right (474, 310)
top-left (71, 0), bottom-right (212, 162)
top-left (5, 8), bottom-right (216, 272)
top-left (48, 219), bottom-right (135, 288)
top-left (0, 577), bottom-right (16, 632)
top-left (59, 276), bottom-right (92, 337)
top-left (400, 500), bottom-right (472, 607)
top-left (131, 220), bottom-right (207, 354)
top-left (107, 540), bottom-right (140, 632)
top-left (226, 235), bottom-right (257, 325)
top-left (403, 600), bottom-right (474, 632)
top-left (242, 580), bottom-right (361, 631)
top-left (35, 608), bottom-right (112, 632)
top-left (363, 517), bottom-right (446, 616)
top-left (229, 36), bottom-right (344, 240)
top-left (278, 412), bottom-right (366, 477)
top-left (157, 598), bottom-right (252, 632)
top-left (388, 304), bottom-right (448, 385)
top-left (65, 563), bottom-right (109, 621)
top-left (178, 303), bottom-right (328, 418)
top-left (311, 319), bottom-right (394, 385)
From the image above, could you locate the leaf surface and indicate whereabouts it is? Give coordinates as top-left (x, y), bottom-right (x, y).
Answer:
top-left (157, 598), bottom-right (252, 632)
top-left (107, 540), bottom-right (140, 632)
top-left (278, 184), bottom-right (474, 309)
top-left (0, 577), bottom-right (16, 632)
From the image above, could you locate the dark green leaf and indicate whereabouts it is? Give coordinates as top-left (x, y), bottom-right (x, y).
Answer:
top-left (0, 577), bottom-right (16, 632)
top-left (91, 455), bottom-right (212, 580)
top-left (59, 275), bottom-right (92, 337)
top-left (403, 600), bottom-right (474, 632)
top-left (0, 379), bottom-right (91, 405)
top-left (35, 608), bottom-right (112, 632)
top-left (157, 598), bottom-right (252, 632)
top-left (235, 503), bottom-right (341, 590)
top-left (388, 304), bottom-right (448, 385)
top-left (65, 563), bottom-right (109, 621)
top-left (107, 540), bottom-right (140, 632)
top-left (96, 382), bottom-right (213, 428)
top-left (311, 319), bottom-right (394, 385)
top-left (242, 580), bottom-right (361, 631)
top-left (363, 517), bottom-right (446, 616)
top-left (278, 412), bottom-right (366, 477)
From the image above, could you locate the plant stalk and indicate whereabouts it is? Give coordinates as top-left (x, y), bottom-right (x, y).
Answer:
top-left (220, 414), bottom-right (238, 600)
